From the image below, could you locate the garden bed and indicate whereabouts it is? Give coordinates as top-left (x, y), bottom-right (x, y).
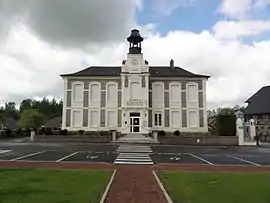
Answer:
top-left (34, 135), bottom-right (112, 143)
top-left (158, 135), bottom-right (238, 146)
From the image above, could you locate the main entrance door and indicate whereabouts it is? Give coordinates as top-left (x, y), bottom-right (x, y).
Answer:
top-left (130, 112), bottom-right (140, 133)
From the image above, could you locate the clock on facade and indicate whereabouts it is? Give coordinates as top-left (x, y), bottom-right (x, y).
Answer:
top-left (131, 59), bottom-right (138, 65)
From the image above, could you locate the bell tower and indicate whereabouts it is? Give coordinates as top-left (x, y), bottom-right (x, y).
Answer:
top-left (121, 29), bottom-right (150, 135)
top-left (127, 29), bottom-right (143, 54)
top-left (121, 29), bottom-right (149, 73)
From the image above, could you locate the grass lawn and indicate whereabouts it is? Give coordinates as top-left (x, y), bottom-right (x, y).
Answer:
top-left (159, 171), bottom-right (270, 203)
top-left (0, 167), bottom-right (112, 203)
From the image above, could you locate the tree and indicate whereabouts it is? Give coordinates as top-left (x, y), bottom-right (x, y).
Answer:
top-left (0, 106), bottom-right (4, 128)
top-left (19, 109), bottom-right (45, 129)
top-left (4, 102), bottom-right (19, 119)
top-left (19, 99), bottom-right (33, 114)
top-left (19, 97), bottom-right (63, 120)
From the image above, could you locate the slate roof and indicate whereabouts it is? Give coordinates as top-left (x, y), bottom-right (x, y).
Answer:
top-left (60, 66), bottom-right (210, 78)
top-left (2, 117), bottom-right (18, 130)
top-left (45, 116), bottom-right (62, 128)
top-left (244, 85), bottom-right (270, 115)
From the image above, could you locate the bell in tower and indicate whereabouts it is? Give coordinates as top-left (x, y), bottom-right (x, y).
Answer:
top-left (127, 29), bottom-right (144, 54)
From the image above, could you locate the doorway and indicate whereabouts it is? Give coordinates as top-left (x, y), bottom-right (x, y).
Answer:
top-left (130, 112), bottom-right (140, 133)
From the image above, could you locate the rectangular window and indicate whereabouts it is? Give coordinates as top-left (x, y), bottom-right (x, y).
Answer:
top-left (107, 111), bottom-right (117, 127)
top-left (72, 110), bottom-right (82, 127)
top-left (73, 84), bottom-right (83, 102)
top-left (107, 84), bottom-right (117, 102)
top-left (154, 112), bottom-right (162, 126)
top-left (171, 111), bottom-right (180, 128)
top-left (90, 111), bottom-right (99, 127)
top-left (187, 84), bottom-right (198, 102)
top-left (171, 84), bottom-right (181, 102)
top-left (188, 111), bottom-right (198, 128)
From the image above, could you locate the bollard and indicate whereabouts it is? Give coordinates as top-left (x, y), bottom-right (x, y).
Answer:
top-left (30, 130), bottom-right (35, 141)
top-left (112, 131), bottom-right (116, 141)
top-left (153, 131), bottom-right (158, 142)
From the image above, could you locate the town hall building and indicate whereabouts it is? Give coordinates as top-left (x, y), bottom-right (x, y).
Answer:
top-left (60, 29), bottom-right (210, 135)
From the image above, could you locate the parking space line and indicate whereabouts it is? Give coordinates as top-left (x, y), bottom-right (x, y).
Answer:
top-left (185, 153), bottom-right (214, 165)
top-left (11, 151), bottom-right (46, 161)
top-left (226, 154), bottom-right (261, 166)
top-left (0, 150), bottom-right (11, 155)
top-left (55, 151), bottom-right (79, 162)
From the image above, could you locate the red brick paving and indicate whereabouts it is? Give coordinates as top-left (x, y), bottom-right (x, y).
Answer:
top-left (1, 161), bottom-right (270, 203)
top-left (105, 165), bottom-right (167, 203)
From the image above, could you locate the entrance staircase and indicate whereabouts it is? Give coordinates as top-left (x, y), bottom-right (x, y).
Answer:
top-left (113, 134), bottom-right (158, 144)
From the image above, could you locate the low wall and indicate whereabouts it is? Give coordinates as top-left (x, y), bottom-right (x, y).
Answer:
top-left (34, 135), bottom-right (112, 143)
top-left (158, 136), bottom-right (238, 146)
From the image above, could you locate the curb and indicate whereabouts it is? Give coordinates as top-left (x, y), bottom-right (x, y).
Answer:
top-left (152, 171), bottom-right (173, 203)
top-left (99, 169), bottom-right (117, 203)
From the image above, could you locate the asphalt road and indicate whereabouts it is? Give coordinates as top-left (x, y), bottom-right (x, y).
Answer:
top-left (0, 138), bottom-right (270, 166)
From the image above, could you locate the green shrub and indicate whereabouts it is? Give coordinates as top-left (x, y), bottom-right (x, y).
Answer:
top-left (78, 130), bottom-right (85, 135)
top-left (60, 129), bottom-right (68, 135)
top-left (216, 114), bottom-right (236, 136)
top-left (45, 127), bottom-right (52, 135)
top-left (173, 130), bottom-right (180, 136)
top-left (157, 130), bottom-right (166, 136)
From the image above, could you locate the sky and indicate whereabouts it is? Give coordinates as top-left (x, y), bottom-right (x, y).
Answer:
top-left (1, 0), bottom-right (270, 110)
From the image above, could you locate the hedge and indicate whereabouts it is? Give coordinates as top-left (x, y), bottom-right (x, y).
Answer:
top-left (216, 114), bottom-right (236, 136)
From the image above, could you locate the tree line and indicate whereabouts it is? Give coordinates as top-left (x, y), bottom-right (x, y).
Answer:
top-left (0, 98), bottom-right (63, 129)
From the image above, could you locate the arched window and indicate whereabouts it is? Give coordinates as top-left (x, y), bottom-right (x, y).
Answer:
top-left (130, 82), bottom-right (140, 99)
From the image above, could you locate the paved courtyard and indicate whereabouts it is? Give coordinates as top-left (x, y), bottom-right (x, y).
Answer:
top-left (1, 139), bottom-right (270, 166)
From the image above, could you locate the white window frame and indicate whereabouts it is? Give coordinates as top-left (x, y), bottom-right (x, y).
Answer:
top-left (188, 110), bottom-right (199, 129)
top-left (152, 82), bottom-right (164, 109)
top-left (169, 82), bottom-right (181, 107)
top-left (106, 82), bottom-right (118, 107)
top-left (71, 109), bottom-right (83, 128)
top-left (89, 81), bottom-right (101, 107)
top-left (170, 110), bottom-right (181, 128)
top-left (186, 82), bottom-right (198, 108)
top-left (71, 81), bottom-right (84, 107)
top-left (106, 110), bottom-right (118, 128)
top-left (89, 110), bottom-right (100, 128)
top-left (152, 82), bottom-right (164, 102)
top-left (153, 111), bottom-right (163, 127)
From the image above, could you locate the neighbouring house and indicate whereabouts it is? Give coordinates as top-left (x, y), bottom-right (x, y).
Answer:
top-left (244, 85), bottom-right (270, 141)
top-left (44, 116), bottom-right (62, 129)
top-left (1, 117), bottom-right (18, 130)
top-left (60, 29), bottom-right (210, 135)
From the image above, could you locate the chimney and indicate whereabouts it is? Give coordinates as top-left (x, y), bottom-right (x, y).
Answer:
top-left (170, 59), bottom-right (174, 69)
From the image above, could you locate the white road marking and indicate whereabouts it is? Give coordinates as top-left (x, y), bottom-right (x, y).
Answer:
top-left (114, 161), bottom-right (152, 165)
top-left (116, 145), bottom-right (153, 153)
top-left (0, 150), bottom-right (11, 154)
top-left (226, 154), bottom-right (261, 166)
top-left (185, 153), bottom-right (214, 165)
top-left (170, 157), bottom-right (181, 161)
top-left (55, 151), bottom-right (79, 162)
top-left (11, 151), bottom-right (46, 161)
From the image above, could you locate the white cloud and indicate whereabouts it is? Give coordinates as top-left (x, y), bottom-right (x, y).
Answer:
top-left (213, 20), bottom-right (270, 39)
top-left (2, 23), bottom-right (270, 109)
top-left (152, 0), bottom-right (196, 15)
top-left (254, 0), bottom-right (270, 8)
top-left (218, 0), bottom-right (270, 19)
top-left (1, 1), bottom-right (270, 110)
top-left (135, 0), bottom-right (144, 11)
top-left (218, 0), bottom-right (253, 19)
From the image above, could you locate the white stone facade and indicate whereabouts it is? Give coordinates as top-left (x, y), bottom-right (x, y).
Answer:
top-left (61, 30), bottom-right (209, 134)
